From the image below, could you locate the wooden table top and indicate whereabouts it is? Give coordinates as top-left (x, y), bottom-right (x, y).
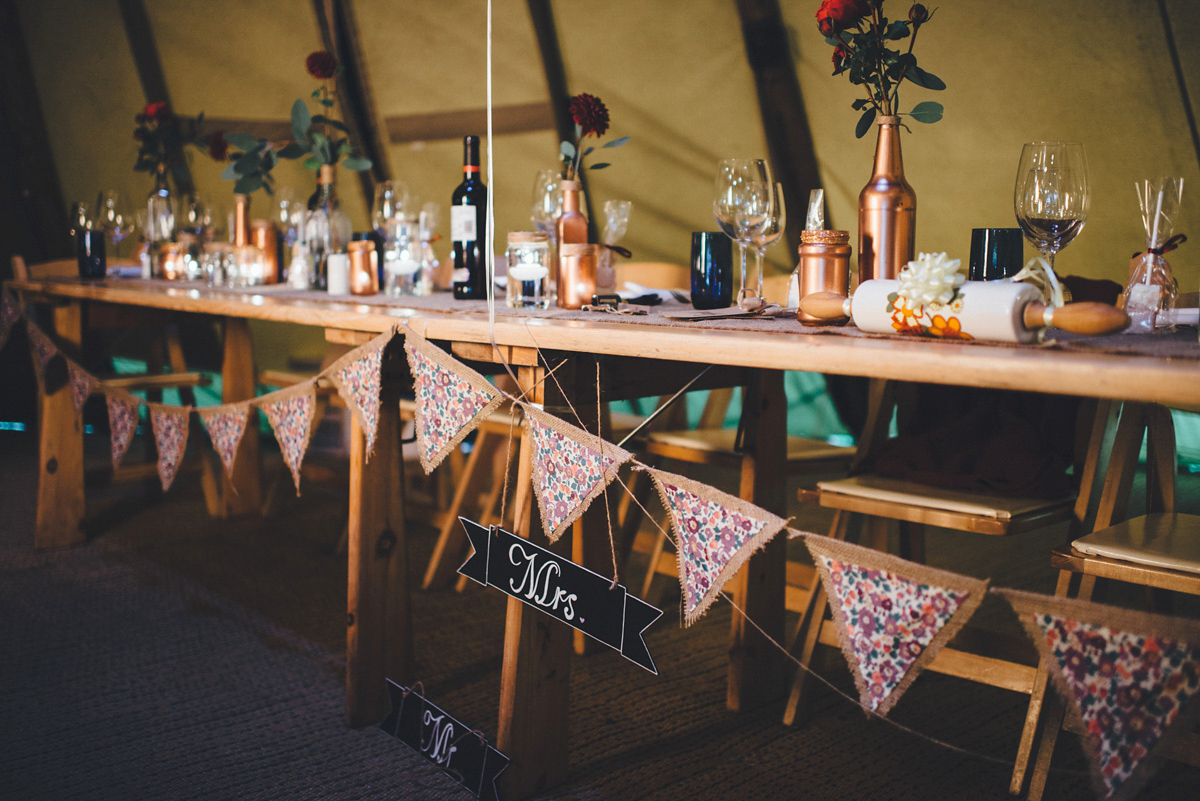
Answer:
top-left (9, 276), bottom-right (1200, 408)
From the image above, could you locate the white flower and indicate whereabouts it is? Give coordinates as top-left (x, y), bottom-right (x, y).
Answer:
top-left (897, 252), bottom-right (965, 306)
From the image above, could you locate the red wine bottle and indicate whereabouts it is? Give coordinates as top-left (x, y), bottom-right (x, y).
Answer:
top-left (451, 135), bottom-right (488, 300)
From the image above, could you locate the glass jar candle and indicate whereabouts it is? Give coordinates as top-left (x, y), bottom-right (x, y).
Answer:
top-left (505, 231), bottom-right (552, 309)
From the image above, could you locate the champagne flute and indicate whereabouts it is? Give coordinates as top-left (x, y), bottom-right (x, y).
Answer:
top-left (1014, 142), bottom-right (1089, 276)
top-left (748, 181), bottom-right (786, 301)
top-left (713, 159), bottom-right (771, 309)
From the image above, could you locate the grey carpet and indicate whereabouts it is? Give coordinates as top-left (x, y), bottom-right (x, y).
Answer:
top-left (1, 428), bottom-right (1198, 800)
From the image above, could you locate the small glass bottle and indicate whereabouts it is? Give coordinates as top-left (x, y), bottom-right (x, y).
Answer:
top-left (505, 232), bottom-right (552, 309)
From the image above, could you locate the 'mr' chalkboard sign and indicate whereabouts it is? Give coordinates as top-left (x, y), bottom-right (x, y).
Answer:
top-left (457, 517), bottom-right (663, 673)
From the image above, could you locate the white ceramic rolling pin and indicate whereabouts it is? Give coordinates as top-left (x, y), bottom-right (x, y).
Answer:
top-left (799, 279), bottom-right (1129, 344)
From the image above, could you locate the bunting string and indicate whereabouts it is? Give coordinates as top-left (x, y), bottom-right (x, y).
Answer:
top-left (5, 290), bottom-right (1198, 796)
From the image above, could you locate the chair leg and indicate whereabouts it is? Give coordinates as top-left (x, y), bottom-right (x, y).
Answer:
top-left (1025, 686), bottom-right (1067, 801)
top-left (422, 430), bottom-right (498, 590)
top-left (640, 525), bottom-right (669, 603)
top-left (897, 520), bottom-right (925, 562)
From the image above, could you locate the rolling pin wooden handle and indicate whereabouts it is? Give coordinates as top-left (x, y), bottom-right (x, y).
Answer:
top-left (1022, 301), bottom-right (1130, 335)
top-left (798, 291), bottom-right (851, 321)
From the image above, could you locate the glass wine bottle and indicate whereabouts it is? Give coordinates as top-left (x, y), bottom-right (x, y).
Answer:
top-left (451, 135), bottom-right (488, 300)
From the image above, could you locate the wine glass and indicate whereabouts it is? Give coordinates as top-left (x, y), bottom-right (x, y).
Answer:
top-left (713, 159), bottom-right (771, 309)
top-left (95, 191), bottom-right (134, 256)
top-left (748, 181), bottom-right (786, 301)
top-left (1014, 142), bottom-right (1089, 276)
top-left (531, 169), bottom-right (562, 240)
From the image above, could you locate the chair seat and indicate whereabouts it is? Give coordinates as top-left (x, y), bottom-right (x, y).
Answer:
top-left (817, 475), bottom-right (1071, 521)
top-left (648, 428), bottom-right (851, 464)
top-left (1071, 513), bottom-right (1200, 576)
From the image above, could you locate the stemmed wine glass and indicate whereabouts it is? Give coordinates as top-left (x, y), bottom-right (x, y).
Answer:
top-left (713, 159), bottom-right (771, 309)
top-left (95, 190), bottom-right (134, 257)
top-left (1014, 142), bottom-right (1089, 276)
top-left (531, 169), bottom-right (562, 241)
top-left (748, 181), bottom-right (786, 302)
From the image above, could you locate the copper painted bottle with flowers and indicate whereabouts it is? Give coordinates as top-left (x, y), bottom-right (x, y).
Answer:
top-left (817, 0), bottom-right (944, 283)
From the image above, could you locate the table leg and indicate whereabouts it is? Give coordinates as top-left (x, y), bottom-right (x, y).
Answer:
top-left (497, 363), bottom-right (572, 798)
top-left (727, 369), bottom-right (787, 711)
top-left (346, 339), bottom-right (412, 726)
top-left (33, 301), bottom-right (85, 549)
top-left (220, 318), bottom-right (261, 516)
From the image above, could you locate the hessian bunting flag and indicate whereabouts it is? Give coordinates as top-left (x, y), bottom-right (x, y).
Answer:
top-left (260, 381), bottom-right (317, 495)
top-left (149, 403), bottom-right (191, 492)
top-left (198, 403), bottom-right (251, 479)
top-left (327, 330), bottom-right (392, 459)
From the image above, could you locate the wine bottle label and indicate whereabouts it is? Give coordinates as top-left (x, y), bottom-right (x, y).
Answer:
top-left (452, 267), bottom-right (470, 283)
top-left (450, 206), bottom-right (476, 242)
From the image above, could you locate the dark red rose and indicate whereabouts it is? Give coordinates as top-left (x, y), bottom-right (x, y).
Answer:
top-left (908, 3), bottom-right (930, 25)
top-left (567, 93), bottom-right (610, 138)
top-left (306, 50), bottom-right (338, 80)
top-left (815, 0), bottom-right (871, 36)
top-left (144, 101), bottom-right (170, 120)
top-left (832, 44), bottom-right (848, 70)
top-left (208, 131), bottom-right (228, 161)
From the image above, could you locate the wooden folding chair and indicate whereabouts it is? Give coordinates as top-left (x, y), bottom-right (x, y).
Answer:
top-left (784, 378), bottom-right (1096, 796)
top-left (1025, 402), bottom-right (1200, 799)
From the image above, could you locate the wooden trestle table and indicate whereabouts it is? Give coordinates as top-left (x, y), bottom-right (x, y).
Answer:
top-left (9, 276), bottom-right (1199, 798)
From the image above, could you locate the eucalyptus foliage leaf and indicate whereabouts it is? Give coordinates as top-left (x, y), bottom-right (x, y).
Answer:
top-left (233, 175), bottom-right (264, 195)
top-left (342, 155), bottom-right (372, 171)
top-left (277, 142), bottom-right (309, 160)
top-left (220, 162), bottom-right (241, 181)
top-left (291, 98), bottom-right (312, 143)
top-left (907, 65), bottom-right (946, 91)
top-left (234, 151), bottom-right (261, 173)
top-left (855, 107), bottom-right (877, 139)
top-left (560, 141), bottom-right (576, 160)
top-left (908, 101), bottom-right (944, 123)
top-left (589, 162), bottom-right (611, 170)
top-left (602, 136), bottom-right (630, 148)
top-left (302, 155), bottom-right (322, 171)
top-left (224, 132), bottom-right (260, 152)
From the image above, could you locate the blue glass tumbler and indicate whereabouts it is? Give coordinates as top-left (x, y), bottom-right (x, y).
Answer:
top-left (76, 230), bottom-right (106, 278)
top-left (690, 232), bottom-right (732, 309)
top-left (968, 228), bottom-right (1023, 281)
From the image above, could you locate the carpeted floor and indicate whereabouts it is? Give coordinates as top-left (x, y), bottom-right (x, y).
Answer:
top-left (1, 426), bottom-right (1198, 801)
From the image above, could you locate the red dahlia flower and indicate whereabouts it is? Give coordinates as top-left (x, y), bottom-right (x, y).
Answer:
top-left (306, 50), bottom-right (338, 80)
top-left (208, 131), bottom-right (229, 161)
top-left (143, 101), bottom-right (171, 120)
top-left (568, 93), bottom-right (610, 138)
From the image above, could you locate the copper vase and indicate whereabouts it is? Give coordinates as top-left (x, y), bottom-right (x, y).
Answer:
top-left (858, 116), bottom-right (916, 283)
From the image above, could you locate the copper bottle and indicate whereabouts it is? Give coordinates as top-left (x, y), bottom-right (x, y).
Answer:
top-left (250, 220), bottom-right (279, 284)
top-left (858, 116), bottom-right (915, 284)
top-left (558, 243), bottom-right (597, 310)
top-left (232, 193), bottom-right (251, 247)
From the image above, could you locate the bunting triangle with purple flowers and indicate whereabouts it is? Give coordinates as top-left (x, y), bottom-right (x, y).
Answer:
top-left (66, 359), bottom-right (94, 413)
top-left (1000, 589), bottom-right (1200, 801)
top-left (260, 381), bottom-right (316, 495)
top-left (327, 330), bottom-right (391, 458)
top-left (149, 403), bottom-right (190, 492)
top-left (106, 392), bottom-right (140, 469)
top-left (646, 468), bottom-right (787, 625)
top-left (403, 330), bottom-right (503, 474)
top-left (803, 534), bottom-right (988, 716)
top-left (26, 322), bottom-right (57, 374)
top-left (198, 403), bottom-right (250, 479)
top-left (525, 406), bottom-right (633, 543)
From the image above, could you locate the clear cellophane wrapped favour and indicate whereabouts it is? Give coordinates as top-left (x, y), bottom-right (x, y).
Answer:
top-left (596, 199), bottom-right (631, 294)
top-left (1123, 177), bottom-right (1184, 332)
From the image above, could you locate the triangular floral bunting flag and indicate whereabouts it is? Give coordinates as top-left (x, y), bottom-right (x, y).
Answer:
top-left (0, 288), bottom-right (19, 352)
top-left (260, 381), bottom-right (316, 495)
top-left (803, 534), bottom-right (988, 715)
top-left (526, 406), bottom-right (633, 543)
top-left (65, 359), bottom-right (95, 413)
top-left (106, 391), bottom-right (140, 469)
top-left (26, 322), bottom-right (58, 373)
top-left (646, 468), bottom-right (787, 624)
top-left (149, 403), bottom-right (190, 492)
top-left (198, 403), bottom-right (250, 479)
top-left (403, 330), bottom-right (504, 473)
top-left (327, 330), bottom-right (391, 459)
top-left (1000, 589), bottom-right (1200, 801)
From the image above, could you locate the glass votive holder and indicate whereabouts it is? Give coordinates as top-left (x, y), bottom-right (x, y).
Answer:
top-left (383, 219), bottom-right (421, 296)
top-left (202, 243), bottom-right (231, 286)
top-left (327, 252), bottom-right (351, 295)
top-left (558, 243), bottom-right (597, 310)
top-left (506, 231), bottom-right (552, 309)
top-left (232, 244), bottom-right (266, 287)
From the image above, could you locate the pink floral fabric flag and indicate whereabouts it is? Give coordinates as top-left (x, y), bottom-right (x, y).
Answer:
top-left (1000, 589), bottom-right (1200, 801)
top-left (106, 392), bottom-right (140, 469)
top-left (149, 403), bottom-right (190, 492)
top-left (260, 381), bottom-right (316, 495)
top-left (327, 330), bottom-right (391, 458)
top-left (198, 403), bottom-right (250, 479)
top-left (403, 330), bottom-right (503, 473)
top-left (803, 534), bottom-right (988, 716)
top-left (26, 322), bottom-right (58, 373)
top-left (65, 359), bottom-right (95, 413)
top-left (0, 288), bottom-right (19, 351)
top-left (525, 406), bottom-right (633, 543)
top-left (646, 468), bottom-right (787, 624)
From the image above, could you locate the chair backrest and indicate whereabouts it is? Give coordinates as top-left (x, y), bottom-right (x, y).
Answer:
top-left (615, 261), bottom-right (689, 291)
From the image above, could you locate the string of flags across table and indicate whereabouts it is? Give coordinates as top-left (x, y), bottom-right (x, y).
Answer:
top-left (5, 285), bottom-right (1199, 800)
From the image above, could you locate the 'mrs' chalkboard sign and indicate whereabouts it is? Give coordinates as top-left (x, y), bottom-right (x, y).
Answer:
top-left (457, 517), bottom-right (663, 673)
